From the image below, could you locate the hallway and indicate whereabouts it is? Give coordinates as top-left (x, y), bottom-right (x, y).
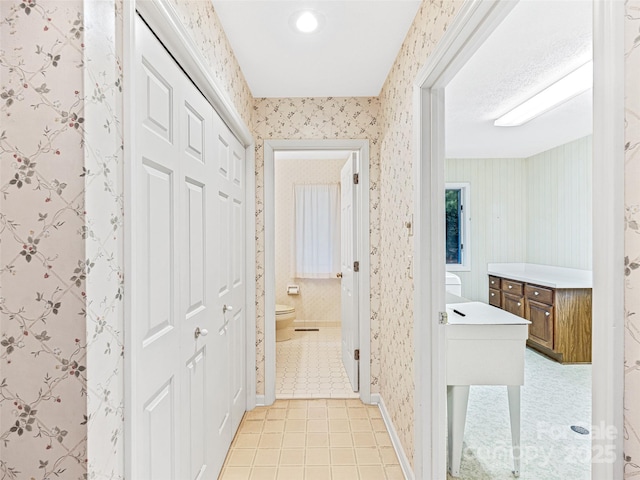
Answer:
top-left (219, 399), bottom-right (404, 479)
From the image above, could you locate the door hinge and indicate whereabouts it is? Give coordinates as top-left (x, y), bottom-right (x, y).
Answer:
top-left (354, 349), bottom-right (360, 361)
top-left (439, 311), bottom-right (449, 325)
top-left (353, 261), bottom-right (360, 272)
top-left (353, 173), bottom-right (359, 185)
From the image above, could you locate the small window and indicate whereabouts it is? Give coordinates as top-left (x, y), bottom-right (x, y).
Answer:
top-left (445, 183), bottom-right (470, 271)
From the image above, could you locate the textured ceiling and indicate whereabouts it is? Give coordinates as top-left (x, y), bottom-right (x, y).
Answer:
top-left (445, 0), bottom-right (593, 158)
top-left (211, 0), bottom-right (421, 97)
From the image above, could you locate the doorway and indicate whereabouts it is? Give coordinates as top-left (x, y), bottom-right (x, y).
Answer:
top-left (412, 1), bottom-right (624, 479)
top-left (263, 140), bottom-right (372, 405)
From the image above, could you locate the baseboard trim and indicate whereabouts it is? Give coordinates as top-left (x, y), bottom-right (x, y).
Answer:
top-left (255, 395), bottom-right (266, 407)
top-left (371, 393), bottom-right (414, 480)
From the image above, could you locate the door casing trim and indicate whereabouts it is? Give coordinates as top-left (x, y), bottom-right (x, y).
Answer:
top-left (263, 139), bottom-right (371, 405)
top-left (413, 0), bottom-right (625, 478)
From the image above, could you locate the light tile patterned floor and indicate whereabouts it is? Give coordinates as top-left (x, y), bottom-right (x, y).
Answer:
top-left (219, 399), bottom-right (404, 480)
top-left (276, 326), bottom-right (358, 399)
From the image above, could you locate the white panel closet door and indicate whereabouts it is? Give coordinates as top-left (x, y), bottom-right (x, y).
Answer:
top-left (178, 69), bottom-right (221, 480)
top-left (134, 17), bottom-right (183, 479)
top-left (133, 16), bottom-right (246, 480)
top-left (214, 116), bottom-right (247, 434)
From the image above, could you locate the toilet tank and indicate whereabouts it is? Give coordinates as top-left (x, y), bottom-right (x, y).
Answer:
top-left (445, 272), bottom-right (462, 296)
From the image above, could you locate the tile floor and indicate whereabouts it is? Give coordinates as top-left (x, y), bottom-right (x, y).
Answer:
top-left (219, 398), bottom-right (404, 480)
top-left (275, 326), bottom-right (358, 399)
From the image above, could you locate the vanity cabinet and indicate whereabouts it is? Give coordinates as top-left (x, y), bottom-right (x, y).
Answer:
top-left (487, 266), bottom-right (592, 364)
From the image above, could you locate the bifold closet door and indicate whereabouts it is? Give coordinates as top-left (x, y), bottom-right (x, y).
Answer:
top-left (133, 16), bottom-right (245, 480)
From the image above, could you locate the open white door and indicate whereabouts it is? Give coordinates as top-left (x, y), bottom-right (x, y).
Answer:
top-left (340, 152), bottom-right (359, 392)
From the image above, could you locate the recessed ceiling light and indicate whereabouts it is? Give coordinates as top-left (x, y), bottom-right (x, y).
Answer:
top-left (295, 11), bottom-right (319, 33)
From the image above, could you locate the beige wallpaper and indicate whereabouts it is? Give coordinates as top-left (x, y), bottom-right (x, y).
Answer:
top-left (252, 97), bottom-right (382, 397)
top-left (275, 158), bottom-right (345, 323)
top-left (625, 1), bottom-right (640, 476)
top-left (377, 0), bottom-right (463, 465)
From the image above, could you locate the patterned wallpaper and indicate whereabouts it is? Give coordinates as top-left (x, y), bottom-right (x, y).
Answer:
top-left (275, 158), bottom-right (345, 323)
top-left (625, 1), bottom-right (640, 477)
top-left (252, 97), bottom-right (382, 396)
top-left (0, 1), bottom-right (89, 478)
top-left (377, 0), bottom-right (462, 465)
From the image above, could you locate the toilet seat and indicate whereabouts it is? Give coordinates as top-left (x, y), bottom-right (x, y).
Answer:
top-left (276, 304), bottom-right (295, 315)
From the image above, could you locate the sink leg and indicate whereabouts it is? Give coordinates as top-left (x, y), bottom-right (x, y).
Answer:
top-left (447, 385), bottom-right (470, 477)
top-left (507, 385), bottom-right (521, 477)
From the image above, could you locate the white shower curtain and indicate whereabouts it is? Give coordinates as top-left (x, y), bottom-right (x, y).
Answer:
top-left (292, 184), bottom-right (341, 279)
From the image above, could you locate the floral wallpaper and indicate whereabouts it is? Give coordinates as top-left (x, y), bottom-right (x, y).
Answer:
top-left (168, 0), bottom-right (253, 128)
top-left (625, 1), bottom-right (640, 477)
top-left (251, 97), bottom-right (382, 396)
top-left (83, 1), bottom-right (125, 479)
top-left (377, 0), bottom-right (462, 465)
top-left (0, 1), bottom-right (89, 478)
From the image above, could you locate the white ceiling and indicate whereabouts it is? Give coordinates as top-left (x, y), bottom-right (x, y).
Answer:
top-left (212, 0), bottom-right (593, 158)
top-left (211, 0), bottom-right (421, 97)
top-left (445, 0), bottom-right (593, 158)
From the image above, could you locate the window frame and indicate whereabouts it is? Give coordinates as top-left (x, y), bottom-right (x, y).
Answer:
top-left (445, 182), bottom-right (471, 272)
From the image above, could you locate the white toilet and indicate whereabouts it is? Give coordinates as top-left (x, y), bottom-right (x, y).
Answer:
top-left (445, 272), bottom-right (462, 296)
top-left (275, 304), bottom-right (296, 342)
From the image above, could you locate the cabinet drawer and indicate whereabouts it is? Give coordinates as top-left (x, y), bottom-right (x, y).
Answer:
top-left (489, 276), bottom-right (501, 289)
top-left (525, 284), bottom-right (554, 305)
top-left (501, 278), bottom-right (523, 295)
top-left (488, 288), bottom-right (501, 307)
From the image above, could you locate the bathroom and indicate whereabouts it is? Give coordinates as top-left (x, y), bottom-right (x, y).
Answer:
top-left (274, 151), bottom-right (358, 399)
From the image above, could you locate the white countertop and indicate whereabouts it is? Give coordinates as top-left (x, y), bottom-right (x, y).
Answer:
top-left (446, 301), bottom-right (530, 325)
top-left (487, 263), bottom-right (592, 289)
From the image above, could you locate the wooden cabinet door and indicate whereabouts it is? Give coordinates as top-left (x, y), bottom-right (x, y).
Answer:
top-left (502, 292), bottom-right (525, 318)
top-left (527, 299), bottom-right (554, 349)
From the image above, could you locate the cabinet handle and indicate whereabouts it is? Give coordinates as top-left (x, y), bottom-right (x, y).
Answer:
top-left (491, 281), bottom-right (495, 284)
top-left (491, 293), bottom-right (495, 296)
top-left (517, 302), bottom-right (521, 307)
top-left (545, 311), bottom-right (550, 316)
top-left (508, 285), bottom-right (513, 289)
top-left (534, 291), bottom-right (539, 296)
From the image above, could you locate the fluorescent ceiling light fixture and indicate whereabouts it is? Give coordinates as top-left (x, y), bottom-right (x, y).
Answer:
top-left (295, 11), bottom-right (319, 33)
top-left (494, 61), bottom-right (593, 127)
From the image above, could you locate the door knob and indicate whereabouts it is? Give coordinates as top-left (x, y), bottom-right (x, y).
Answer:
top-left (223, 304), bottom-right (233, 313)
top-left (194, 327), bottom-right (208, 339)
top-left (336, 273), bottom-right (343, 278)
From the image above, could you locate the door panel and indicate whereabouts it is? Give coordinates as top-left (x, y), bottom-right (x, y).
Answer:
top-left (185, 350), bottom-right (206, 480)
top-left (341, 152), bottom-right (359, 392)
top-left (215, 118), bottom-right (246, 432)
top-left (143, 380), bottom-right (176, 480)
